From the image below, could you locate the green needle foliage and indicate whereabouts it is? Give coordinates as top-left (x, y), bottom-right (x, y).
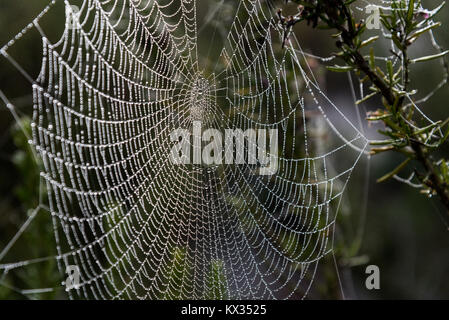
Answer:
top-left (278, 0), bottom-right (449, 212)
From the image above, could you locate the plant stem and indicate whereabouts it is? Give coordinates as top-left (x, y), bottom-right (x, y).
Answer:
top-left (411, 141), bottom-right (449, 210)
top-left (287, 0), bottom-right (449, 212)
top-left (335, 2), bottom-right (449, 213)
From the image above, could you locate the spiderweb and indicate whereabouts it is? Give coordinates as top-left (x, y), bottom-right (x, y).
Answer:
top-left (1, 0), bottom-right (421, 299)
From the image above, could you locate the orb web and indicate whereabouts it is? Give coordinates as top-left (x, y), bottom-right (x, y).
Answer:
top-left (0, 0), bottom-right (373, 299)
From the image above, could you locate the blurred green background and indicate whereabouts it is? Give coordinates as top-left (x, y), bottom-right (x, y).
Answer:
top-left (0, 0), bottom-right (448, 299)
